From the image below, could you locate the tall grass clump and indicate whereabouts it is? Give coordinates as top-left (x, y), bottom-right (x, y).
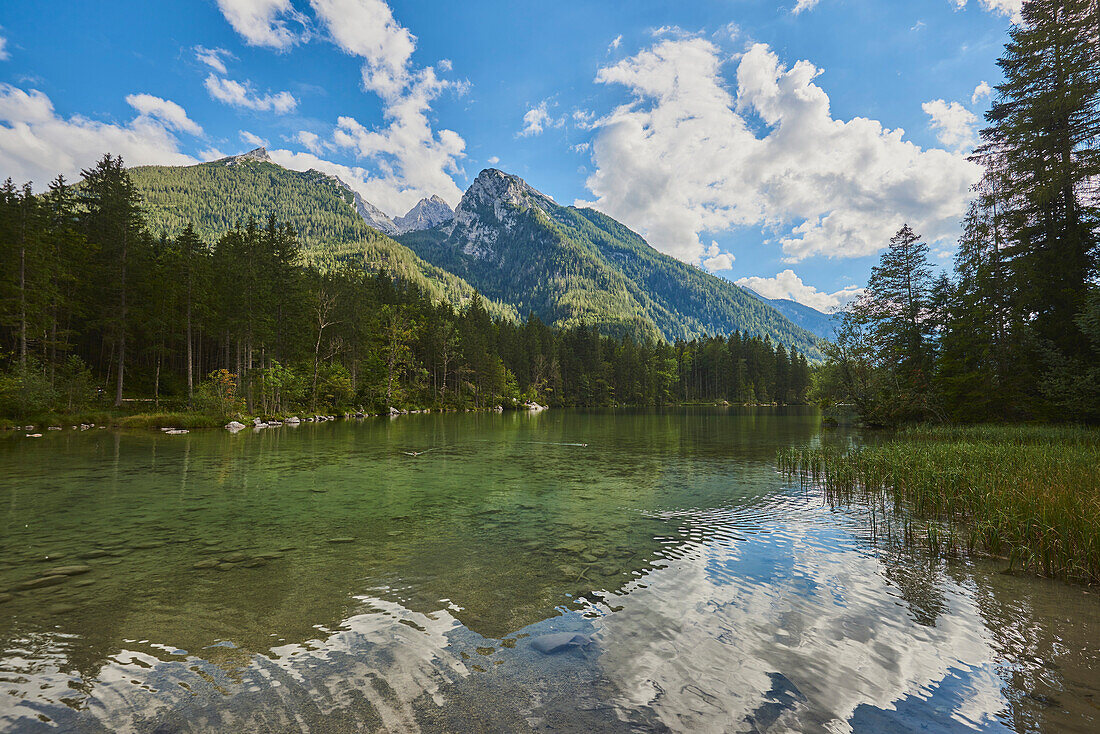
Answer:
top-left (778, 425), bottom-right (1100, 583)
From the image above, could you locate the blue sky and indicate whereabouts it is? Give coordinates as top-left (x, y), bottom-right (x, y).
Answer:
top-left (0, 0), bottom-right (1017, 311)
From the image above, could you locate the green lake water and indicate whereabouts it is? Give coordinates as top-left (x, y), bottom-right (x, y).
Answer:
top-left (0, 408), bottom-right (1098, 732)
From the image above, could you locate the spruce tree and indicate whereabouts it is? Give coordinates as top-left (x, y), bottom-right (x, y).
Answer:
top-left (980, 0), bottom-right (1100, 357)
top-left (851, 224), bottom-right (933, 376)
top-left (79, 154), bottom-right (145, 406)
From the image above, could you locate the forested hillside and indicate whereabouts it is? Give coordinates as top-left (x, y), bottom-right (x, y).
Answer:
top-left (398, 169), bottom-right (823, 359)
top-left (128, 151), bottom-right (515, 319)
top-left (0, 156), bottom-right (813, 420)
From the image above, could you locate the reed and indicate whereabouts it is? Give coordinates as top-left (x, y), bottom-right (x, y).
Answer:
top-left (778, 425), bottom-right (1100, 583)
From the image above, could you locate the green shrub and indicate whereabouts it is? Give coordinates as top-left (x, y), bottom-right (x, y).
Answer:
top-left (0, 359), bottom-right (59, 419)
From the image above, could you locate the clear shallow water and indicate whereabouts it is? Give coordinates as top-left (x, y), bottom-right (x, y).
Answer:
top-left (0, 408), bottom-right (1098, 733)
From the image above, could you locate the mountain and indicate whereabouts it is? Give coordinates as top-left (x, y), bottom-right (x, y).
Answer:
top-left (741, 287), bottom-right (839, 340)
top-left (127, 150), bottom-right (517, 319)
top-left (333, 174), bottom-right (399, 236)
top-left (397, 169), bottom-right (823, 357)
top-left (129, 155), bottom-right (821, 357)
top-left (394, 195), bottom-right (454, 233)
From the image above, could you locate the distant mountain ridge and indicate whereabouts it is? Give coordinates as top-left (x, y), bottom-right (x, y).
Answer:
top-left (398, 169), bottom-right (823, 357)
top-left (128, 153), bottom-right (822, 358)
top-left (740, 287), bottom-right (840, 340)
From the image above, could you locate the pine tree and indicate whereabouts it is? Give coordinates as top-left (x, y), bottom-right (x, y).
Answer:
top-left (980, 0), bottom-right (1100, 357)
top-left (79, 155), bottom-right (145, 406)
top-left (851, 224), bottom-right (933, 377)
top-left (175, 223), bottom-right (208, 404)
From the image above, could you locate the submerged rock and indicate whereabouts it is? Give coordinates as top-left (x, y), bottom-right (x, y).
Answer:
top-left (42, 565), bottom-right (92, 576)
top-left (530, 632), bottom-right (592, 655)
top-left (327, 537), bottom-right (355, 544)
top-left (192, 559), bottom-right (220, 569)
top-left (165, 429), bottom-right (189, 435)
top-left (225, 421), bottom-right (246, 432)
top-left (18, 575), bottom-right (68, 590)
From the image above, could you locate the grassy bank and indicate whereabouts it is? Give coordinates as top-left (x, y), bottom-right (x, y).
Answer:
top-left (0, 410), bottom-right (229, 431)
top-left (778, 425), bottom-right (1100, 583)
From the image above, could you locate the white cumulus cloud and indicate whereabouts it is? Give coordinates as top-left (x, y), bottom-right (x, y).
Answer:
top-left (125, 94), bottom-right (204, 136)
top-left (0, 32), bottom-right (9, 61)
top-left (194, 45), bottom-right (232, 75)
top-left (214, 0), bottom-right (304, 49)
top-left (198, 147), bottom-right (229, 161)
top-left (309, 0), bottom-right (416, 97)
top-left (793, 0), bottom-right (821, 14)
top-left (922, 98), bottom-right (978, 150)
top-left (736, 269), bottom-right (863, 312)
top-left (240, 130), bottom-right (269, 147)
top-left (204, 73), bottom-right (298, 113)
top-left (609, 34), bottom-right (623, 53)
top-left (303, 0), bottom-right (468, 215)
top-left (953, 0), bottom-right (1023, 22)
top-left (519, 101), bottom-right (561, 137)
top-left (487, 155), bottom-right (500, 165)
top-left (295, 130), bottom-right (324, 154)
top-left (702, 242), bottom-right (735, 272)
top-left (578, 39), bottom-right (980, 267)
top-left (0, 84), bottom-right (196, 187)
top-left (971, 80), bottom-right (992, 105)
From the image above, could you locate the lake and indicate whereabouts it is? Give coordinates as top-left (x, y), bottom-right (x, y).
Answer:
top-left (1, 409), bottom-right (1098, 732)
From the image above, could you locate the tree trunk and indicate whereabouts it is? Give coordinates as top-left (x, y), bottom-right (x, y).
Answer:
top-left (18, 241), bottom-right (26, 366)
top-left (114, 236), bottom-right (127, 408)
top-left (186, 296), bottom-right (193, 406)
top-left (154, 350), bottom-right (162, 408)
top-left (311, 329), bottom-right (323, 411)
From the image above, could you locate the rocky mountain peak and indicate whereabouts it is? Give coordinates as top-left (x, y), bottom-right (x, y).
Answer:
top-left (443, 169), bottom-right (556, 260)
top-left (459, 169), bottom-right (547, 217)
top-left (223, 147), bottom-right (271, 165)
top-left (394, 195), bottom-right (455, 234)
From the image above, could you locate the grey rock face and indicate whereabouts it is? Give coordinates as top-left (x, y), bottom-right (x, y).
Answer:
top-left (221, 147), bottom-right (272, 165)
top-left (444, 169), bottom-right (556, 260)
top-left (394, 195), bottom-right (454, 233)
top-left (330, 177), bottom-right (400, 235)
